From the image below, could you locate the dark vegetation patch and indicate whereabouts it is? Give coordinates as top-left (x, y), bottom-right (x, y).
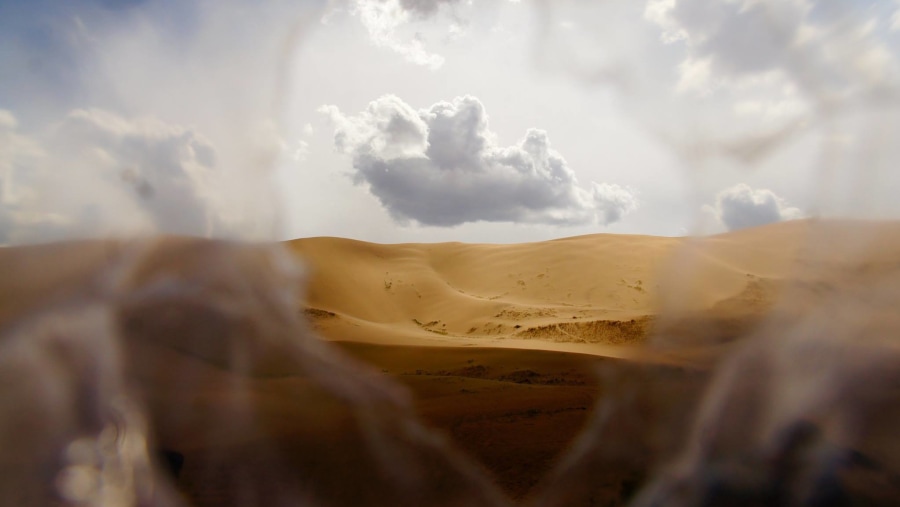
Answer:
top-left (404, 365), bottom-right (587, 386)
top-left (516, 317), bottom-right (653, 345)
top-left (304, 307), bottom-right (337, 319)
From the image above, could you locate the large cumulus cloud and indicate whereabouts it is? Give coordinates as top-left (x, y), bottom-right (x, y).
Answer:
top-left (707, 183), bottom-right (802, 231)
top-left (0, 108), bottom-right (223, 244)
top-left (320, 95), bottom-right (637, 227)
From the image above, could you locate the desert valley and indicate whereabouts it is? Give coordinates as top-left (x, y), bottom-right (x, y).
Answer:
top-left (2, 219), bottom-right (900, 506)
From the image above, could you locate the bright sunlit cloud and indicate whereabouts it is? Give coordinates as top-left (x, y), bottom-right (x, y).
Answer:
top-left (349, 0), bottom-right (465, 69)
top-left (320, 95), bottom-right (637, 227)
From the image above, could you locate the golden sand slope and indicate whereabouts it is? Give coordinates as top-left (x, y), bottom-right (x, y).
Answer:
top-left (286, 221), bottom-right (821, 353)
top-left (288, 235), bottom-right (670, 351)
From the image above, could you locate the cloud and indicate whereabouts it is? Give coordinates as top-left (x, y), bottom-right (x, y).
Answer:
top-left (707, 183), bottom-right (802, 231)
top-left (351, 0), bottom-right (463, 69)
top-left (0, 110), bottom-right (70, 244)
top-left (0, 108), bottom-right (224, 244)
top-left (396, 0), bottom-right (460, 18)
top-left (894, 2), bottom-right (900, 31)
top-left (644, 0), bottom-right (899, 101)
top-left (1, 0), bottom-right (328, 242)
top-left (647, 0), bottom-right (805, 77)
top-left (54, 109), bottom-right (219, 235)
top-left (321, 95), bottom-right (637, 227)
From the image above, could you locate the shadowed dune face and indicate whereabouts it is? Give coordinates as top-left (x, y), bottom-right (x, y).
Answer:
top-left (3, 221), bottom-right (900, 505)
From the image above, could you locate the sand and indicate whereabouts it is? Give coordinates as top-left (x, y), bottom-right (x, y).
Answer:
top-left (288, 234), bottom-right (671, 350)
top-left (287, 219), bottom-right (830, 364)
top-left (4, 219), bottom-right (900, 505)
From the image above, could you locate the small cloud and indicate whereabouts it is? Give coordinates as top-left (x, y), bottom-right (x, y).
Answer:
top-left (321, 94), bottom-right (637, 227)
top-left (447, 22), bottom-right (468, 40)
top-left (592, 182), bottom-right (638, 225)
top-left (353, 0), bottom-right (463, 69)
top-left (706, 183), bottom-right (802, 231)
top-left (644, 0), bottom-right (687, 44)
top-left (291, 140), bottom-right (310, 162)
top-left (676, 57), bottom-right (714, 95)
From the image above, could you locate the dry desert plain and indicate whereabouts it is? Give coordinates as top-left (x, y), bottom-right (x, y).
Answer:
top-left (3, 219), bottom-right (900, 505)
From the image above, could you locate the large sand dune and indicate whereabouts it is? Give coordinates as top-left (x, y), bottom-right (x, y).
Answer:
top-left (287, 219), bottom-right (827, 356)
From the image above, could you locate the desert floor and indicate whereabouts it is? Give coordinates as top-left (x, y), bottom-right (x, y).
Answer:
top-left (4, 219), bottom-right (900, 506)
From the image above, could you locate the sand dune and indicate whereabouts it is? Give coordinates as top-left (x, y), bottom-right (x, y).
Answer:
top-left (287, 220), bottom-right (830, 354)
top-left (289, 234), bottom-right (673, 350)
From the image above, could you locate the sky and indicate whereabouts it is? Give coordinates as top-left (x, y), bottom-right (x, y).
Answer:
top-left (1, 0), bottom-right (900, 245)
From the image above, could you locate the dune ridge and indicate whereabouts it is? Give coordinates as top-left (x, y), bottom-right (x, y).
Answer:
top-left (287, 221), bottom-right (824, 353)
